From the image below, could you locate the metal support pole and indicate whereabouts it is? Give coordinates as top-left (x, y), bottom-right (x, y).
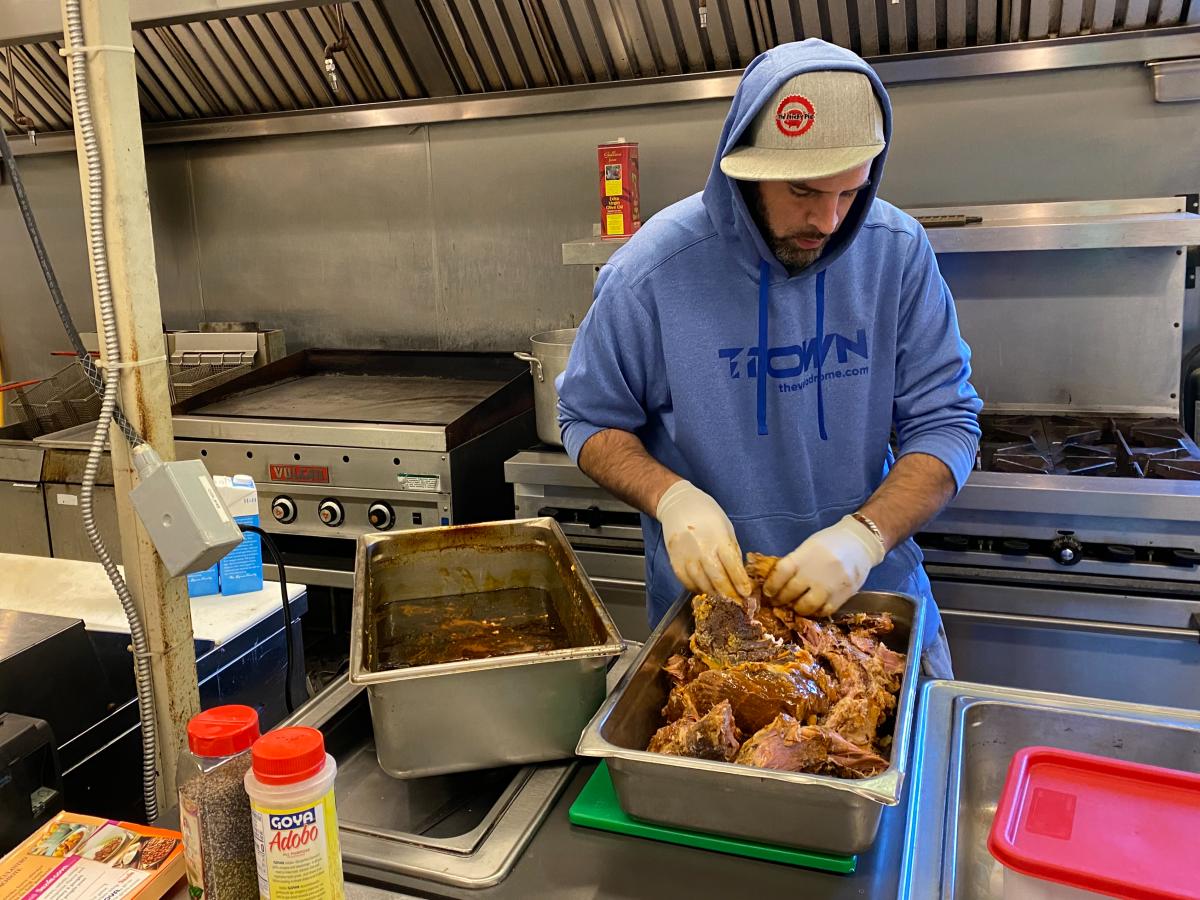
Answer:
top-left (59, 0), bottom-right (199, 811)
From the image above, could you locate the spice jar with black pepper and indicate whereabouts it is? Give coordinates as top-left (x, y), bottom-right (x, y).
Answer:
top-left (177, 705), bottom-right (261, 899)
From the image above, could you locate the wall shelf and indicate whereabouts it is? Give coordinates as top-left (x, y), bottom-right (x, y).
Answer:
top-left (563, 197), bottom-right (1200, 264)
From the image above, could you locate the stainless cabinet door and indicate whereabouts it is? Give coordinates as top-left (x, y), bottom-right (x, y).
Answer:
top-left (45, 485), bottom-right (122, 564)
top-left (0, 482), bottom-right (51, 556)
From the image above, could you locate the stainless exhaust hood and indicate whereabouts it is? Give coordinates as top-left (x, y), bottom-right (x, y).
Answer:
top-left (1, 0), bottom-right (1197, 139)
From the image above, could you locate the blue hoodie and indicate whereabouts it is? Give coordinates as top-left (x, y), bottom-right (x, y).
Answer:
top-left (557, 39), bottom-right (981, 647)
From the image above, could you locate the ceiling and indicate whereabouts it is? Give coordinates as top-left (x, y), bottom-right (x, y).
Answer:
top-left (1, 0), bottom-right (1196, 135)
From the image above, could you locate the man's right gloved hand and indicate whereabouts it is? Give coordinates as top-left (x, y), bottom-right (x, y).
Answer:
top-left (656, 480), bottom-right (753, 600)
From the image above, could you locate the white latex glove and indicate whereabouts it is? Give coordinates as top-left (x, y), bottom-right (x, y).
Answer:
top-left (762, 515), bottom-right (886, 617)
top-left (656, 480), bottom-right (753, 600)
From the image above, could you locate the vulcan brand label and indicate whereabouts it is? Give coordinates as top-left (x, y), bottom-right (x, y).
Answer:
top-left (776, 95), bottom-right (815, 137)
top-left (269, 464), bottom-right (331, 484)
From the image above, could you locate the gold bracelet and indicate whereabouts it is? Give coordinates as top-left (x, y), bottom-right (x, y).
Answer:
top-left (851, 512), bottom-right (888, 553)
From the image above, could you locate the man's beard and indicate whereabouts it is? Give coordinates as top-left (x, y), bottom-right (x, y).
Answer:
top-left (744, 185), bottom-right (828, 272)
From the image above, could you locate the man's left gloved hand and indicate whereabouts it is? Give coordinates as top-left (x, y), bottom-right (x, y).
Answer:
top-left (762, 515), bottom-right (887, 617)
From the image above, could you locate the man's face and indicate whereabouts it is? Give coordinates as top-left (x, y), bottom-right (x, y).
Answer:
top-left (744, 161), bottom-right (873, 271)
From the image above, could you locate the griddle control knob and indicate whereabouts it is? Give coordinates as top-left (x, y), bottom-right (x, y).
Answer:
top-left (318, 499), bottom-right (344, 528)
top-left (271, 496), bottom-right (297, 525)
top-left (1051, 531), bottom-right (1083, 566)
top-left (368, 501), bottom-right (395, 531)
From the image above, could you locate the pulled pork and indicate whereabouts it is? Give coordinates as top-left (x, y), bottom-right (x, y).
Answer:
top-left (646, 553), bottom-right (906, 779)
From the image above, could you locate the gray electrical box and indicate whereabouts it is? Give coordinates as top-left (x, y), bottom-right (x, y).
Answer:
top-left (129, 457), bottom-right (243, 576)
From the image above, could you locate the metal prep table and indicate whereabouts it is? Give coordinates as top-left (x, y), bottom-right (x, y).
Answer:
top-left (334, 763), bottom-right (910, 900)
top-left (162, 655), bottom-right (910, 900)
top-left (0, 553), bottom-right (308, 822)
top-left (163, 761), bottom-right (909, 900)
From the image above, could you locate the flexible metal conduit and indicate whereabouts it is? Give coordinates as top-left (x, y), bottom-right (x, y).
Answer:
top-left (64, 0), bottom-right (159, 823)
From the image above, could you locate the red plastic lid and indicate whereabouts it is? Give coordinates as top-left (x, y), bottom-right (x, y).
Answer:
top-left (988, 746), bottom-right (1200, 900)
top-left (187, 705), bottom-right (260, 757)
top-left (251, 726), bottom-right (327, 785)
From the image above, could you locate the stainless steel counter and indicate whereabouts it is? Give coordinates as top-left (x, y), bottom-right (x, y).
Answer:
top-left (279, 656), bottom-right (910, 898)
top-left (341, 761), bottom-right (910, 900)
top-left (900, 681), bottom-right (1200, 897)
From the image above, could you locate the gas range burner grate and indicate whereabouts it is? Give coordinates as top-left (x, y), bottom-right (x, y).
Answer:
top-left (1145, 459), bottom-right (1200, 480)
top-left (1058, 444), bottom-right (1119, 476)
top-left (976, 413), bottom-right (1200, 480)
top-left (1043, 416), bottom-right (1105, 448)
top-left (1120, 420), bottom-right (1193, 464)
top-left (979, 416), bottom-right (1045, 472)
top-left (991, 452), bottom-right (1054, 475)
top-left (980, 416), bottom-right (1042, 447)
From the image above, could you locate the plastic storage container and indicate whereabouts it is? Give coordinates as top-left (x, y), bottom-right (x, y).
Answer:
top-left (244, 726), bottom-right (344, 899)
top-left (177, 705), bottom-right (261, 899)
top-left (988, 745), bottom-right (1200, 899)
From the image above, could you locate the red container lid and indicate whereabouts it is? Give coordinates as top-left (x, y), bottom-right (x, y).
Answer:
top-left (988, 746), bottom-right (1200, 900)
top-left (251, 726), bottom-right (326, 785)
top-left (187, 705), bottom-right (260, 758)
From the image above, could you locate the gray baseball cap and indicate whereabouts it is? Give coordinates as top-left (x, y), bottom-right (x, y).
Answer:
top-left (720, 70), bottom-right (885, 182)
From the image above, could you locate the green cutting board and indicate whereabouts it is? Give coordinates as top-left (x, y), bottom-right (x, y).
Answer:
top-left (568, 762), bottom-right (857, 874)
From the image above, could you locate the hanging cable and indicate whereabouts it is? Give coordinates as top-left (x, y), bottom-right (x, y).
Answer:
top-left (63, 0), bottom-right (160, 824)
top-left (239, 525), bottom-right (299, 714)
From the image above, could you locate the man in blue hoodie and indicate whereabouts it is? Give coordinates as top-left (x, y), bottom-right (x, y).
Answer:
top-left (557, 39), bottom-right (981, 676)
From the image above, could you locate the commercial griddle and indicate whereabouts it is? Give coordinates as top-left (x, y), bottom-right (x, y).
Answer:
top-left (171, 350), bottom-right (536, 585)
top-left (172, 349), bottom-right (533, 450)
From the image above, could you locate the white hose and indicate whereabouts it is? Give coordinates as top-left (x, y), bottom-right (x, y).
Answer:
top-left (64, 0), bottom-right (160, 824)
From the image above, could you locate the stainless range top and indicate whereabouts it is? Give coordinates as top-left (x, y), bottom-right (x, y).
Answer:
top-left (929, 412), bottom-right (1200, 576)
top-left (507, 412), bottom-right (1200, 585)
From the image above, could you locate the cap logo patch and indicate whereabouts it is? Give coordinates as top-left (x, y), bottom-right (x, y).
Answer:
top-left (775, 95), bottom-right (815, 137)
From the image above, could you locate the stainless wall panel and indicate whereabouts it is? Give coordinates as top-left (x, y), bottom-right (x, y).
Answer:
top-left (0, 154), bottom-right (96, 384)
top-left (185, 127), bottom-right (440, 351)
top-left (2, 63), bottom-right (1197, 385)
top-left (146, 145), bottom-right (206, 330)
top-left (880, 64), bottom-right (1200, 206)
top-left (0, 149), bottom-right (203, 385)
top-left (426, 100), bottom-right (726, 349)
top-left (940, 248), bottom-right (1186, 414)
